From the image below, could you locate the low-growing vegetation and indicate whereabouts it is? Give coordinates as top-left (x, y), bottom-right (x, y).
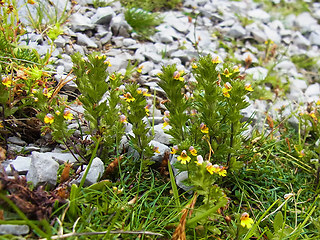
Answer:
top-left (0, 0), bottom-right (320, 239)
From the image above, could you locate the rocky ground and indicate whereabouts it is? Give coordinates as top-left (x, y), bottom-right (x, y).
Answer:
top-left (1, 0), bottom-right (320, 235)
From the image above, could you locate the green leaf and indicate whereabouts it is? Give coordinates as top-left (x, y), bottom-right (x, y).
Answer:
top-left (274, 211), bottom-right (283, 233)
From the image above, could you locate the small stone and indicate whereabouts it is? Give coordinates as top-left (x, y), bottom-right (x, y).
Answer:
top-left (149, 140), bottom-right (170, 164)
top-left (54, 35), bottom-right (66, 48)
top-left (91, 6), bottom-right (115, 25)
top-left (123, 38), bottom-right (136, 47)
top-left (309, 31), bottom-right (320, 46)
top-left (69, 13), bottom-right (95, 31)
top-left (295, 12), bottom-right (318, 33)
top-left (26, 152), bottom-right (59, 186)
top-left (227, 24), bottom-right (246, 38)
top-left (293, 32), bottom-right (310, 49)
top-left (152, 124), bottom-right (173, 145)
top-left (291, 79), bottom-right (308, 91)
top-left (5, 156), bottom-right (31, 175)
top-left (305, 83), bottom-right (320, 97)
top-left (248, 9), bottom-right (270, 23)
top-left (245, 67), bottom-right (268, 81)
top-left (7, 136), bottom-right (27, 146)
top-left (100, 32), bottom-right (112, 45)
top-left (139, 61), bottom-right (154, 74)
top-left (143, 51), bottom-right (162, 64)
top-left (76, 33), bottom-right (98, 48)
top-left (0, 224), bottom-right (29, 235)
top-left (74, 157), bottom-right (104, 186)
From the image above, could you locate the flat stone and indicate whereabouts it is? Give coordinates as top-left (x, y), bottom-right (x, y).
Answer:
top-left (310, 31), bottom-right (320, 46)
top-left (227, 24), bottom-right (246, 38)
top-left (245, 67), bottom-right (268, 81)
top-left (91, 6), bottom-right (115, 25)
top-left (305, 83), bottom-right (320, 97)
top-left (152, 124), bottom-right (173, 145)
top-left (76, 33), bottom-right (98, 48)
top-left (5, 156), bottom-right (31, 175)
top-left (293, 32), bottom-right (310, 49)
top-left (291, 79), bottom-right (308, 91)
top-left (0, 224), bottom-right (29, 235)
top-left (7, 136), bottom-right (27, 146)
top-left (69, 13), bottom-right (95, 31)
top-left (295, 12), bottom-right (318, 32)
top-left (139, 61), bottom-right (154, 74)
top-left (26, 152), bottom-right (59, 186)
top-left (248, 9), bottom-right (270, 23)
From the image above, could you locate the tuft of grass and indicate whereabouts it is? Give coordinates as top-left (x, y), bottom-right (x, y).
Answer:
top-left (121, 0), bottom-right (181, 12)
top-left (124, 8), bottom-right (162, 39)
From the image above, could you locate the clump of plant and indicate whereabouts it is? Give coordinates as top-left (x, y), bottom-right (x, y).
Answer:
top-left (158, 54), bottom-right (254, 237)
top-left (124, 7), bottom-right (162, 39)
top-left (121, 0), bottom-right (181, 12)
top-left (71, 53), bottom-right (126, 160)
top-left (25, 0), bottom-right (74, 36)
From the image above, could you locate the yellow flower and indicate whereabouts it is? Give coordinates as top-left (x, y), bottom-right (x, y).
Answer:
top-left (153, 146), bottom-right (160, 154)
top-left (145, 104), bottom-right (151, 116)
top-left (222, 68), bottom-right (232, 78)
top-left (173, 70), bottom-right (184, 81)
top-left (192, 64), bottom-right (198, 69)
top-left (222, 88), bottom-right (231, 98)
top-left (110, 74), bottom-right (116, 81)
top-left (200, 123), bottom-right (209, 134)
top-left (189, 146), bottom-right (197, 156)
top-left (162, 117), bottom-right (170, 129)
top-left (0, 121), bottom-right (3, 128)
top-left (309, 112), bottom-right (317, 121)
top-left (43, 87), bottom-right (52, 98)
top-left (177, 150), bottom-right (191, 164)
top-left (123, 93), bottom-right (135, 102)
top-left (195, 155), bottom-right (203, 165)
top-left (143, 89), bottom-right (151, 97)
top-left (137, 65), bottom-right (143, 73)
top-left (212, 56), bottom-right (221, 64)
top-left (217, 166), bottom-right (227, 177)
top-left (240, 212), bottom-right (254, 229)
top-left (206, 162), bottom-right (215, 174)
top-left (170, 145), bottom-right (178, 154)
top-left (104, 60), bottom-right (111, 67)
top-left (119, 114), bottom-right (127, 123)
top-left (63, 110), bottom-right (73, 120)
top-left (2, 76), bottom-right (12, 87)
top-left (27, 0), bottom-right (36, 4)
top-left (245, 83), bottom-right (253, 92)
top-left (55, 110), bottom-right (61, 115)
top-left (44, 113), bottom-right (54, 124)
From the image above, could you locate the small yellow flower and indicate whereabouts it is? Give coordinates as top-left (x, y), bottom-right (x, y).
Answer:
top-left (212, 56), bottom-right (221, 64)
top-left (173, 70), bottom-right (184, 81)
top-left (233, 66), bottom-right (240, 72)
top-left (153, 146), bottom-right (160, 154)
top-left (217, 166), bottom-right (227, 177)
top-left (123, 93), bottom-right (135, 102)
top-left (44, 113), bottom-right (54, 124)
top-left (0, 121), bottom-right (3, 128)
top-left (27, 0), bottom-right (36, 4)
top-left (195, 155), bottom-right (203, 165)
top-left (240, 212), bottom-right (254, 229)
top-left (170, 145), bottom-right (178, 154)
top-left (206, 162), bottom-right (215, 174)
top-left (245, 83), bottom-right (253, 92)
top-left (316, 100), bottom-right (320, 105)
top-left (189, 146), bottom-right (197, 156)
top-left (164, 111), bottom-right (170, 117)
top-left (309, 112), bottom-right (317, 121)
top-left (200, 123), bottom-right (209, 134)
top-left (119, 114), bottom-right (127, 123)
top-left (43, 87), bottom-right (52, 98)
top-left (145, 104), bottom-right (151, 116)
top-left (55, 110), bottom-right (61, 115)
top-left (162, 117), bottom-right (170, 129)
top-left (63, 110), bottom-right (73, 120)
top-left (177, 150), bottom-right (191, 164)
top-left (137, 65), bottom-right (143, 73)
top-left (222, 88), bottom-right (231, 98)
top-left (104, 60), bottom-right (111, 67)
top-left (192, 64), bottom-right (198, 69)
top-left (110, 74), bottom-right (116, 81)
top-left (2, 76), bottom-right (12, 87)
top-left (222, 68), bottom-right (232, 77)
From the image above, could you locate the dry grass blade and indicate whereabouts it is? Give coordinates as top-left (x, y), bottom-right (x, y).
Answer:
top-left (172, 193), bottom-right (198, 240)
